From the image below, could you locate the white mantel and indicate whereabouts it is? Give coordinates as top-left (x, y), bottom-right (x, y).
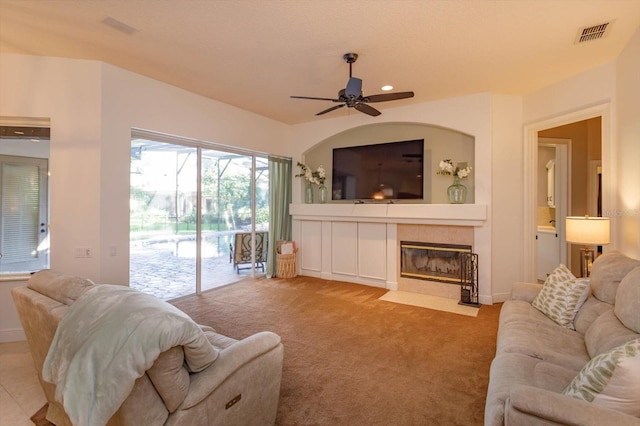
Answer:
top-left (290, 203), bottom-right (490, 303)
top-left (290, 203), bottom-right (487, 226)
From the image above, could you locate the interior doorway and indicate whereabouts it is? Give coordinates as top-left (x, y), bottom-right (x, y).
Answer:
top-left (536, 139), bottom-right (569, 281)
top-left (523, 103), bottom-right (611, 282)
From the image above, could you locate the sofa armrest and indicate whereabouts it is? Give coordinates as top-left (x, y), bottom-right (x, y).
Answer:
top-left (506, 384), bottom-right (640, 426)
top-left (511, 282), bottom-right (543, 303)
top-left (181, 331), bottom-right (283, 409)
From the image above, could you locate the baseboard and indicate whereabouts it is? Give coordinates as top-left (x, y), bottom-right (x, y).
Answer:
top-left (321, 273), bottom-right (387, 288)
top-left (0, 328), bottom-right (26, 343)
top-left (385, 280), bottom-right (398, 291)
top-left (489, 292), bottom-right (511, 304)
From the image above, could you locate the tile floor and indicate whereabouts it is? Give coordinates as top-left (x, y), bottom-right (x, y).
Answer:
top-left (0, 341), bottom-right (45, 425)
top-left (1, 232), bottom-right (265, 425)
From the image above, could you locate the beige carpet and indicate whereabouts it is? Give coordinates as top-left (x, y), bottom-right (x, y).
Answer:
top-left (379, 290), bottom-right (480, 317)
top-left (173, 276), bottom-right (501, 425)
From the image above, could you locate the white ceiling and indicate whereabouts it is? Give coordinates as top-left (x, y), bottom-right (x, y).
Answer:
top-left (1, 0), bottom-right (639, 125)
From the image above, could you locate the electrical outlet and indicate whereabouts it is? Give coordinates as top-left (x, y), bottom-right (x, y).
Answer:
top-left (109, 245), bottom-right (117, 256)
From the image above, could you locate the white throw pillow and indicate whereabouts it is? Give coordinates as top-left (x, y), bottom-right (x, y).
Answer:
top-left (563, 338), bottom-right (640, 416)
top-left (532, 264), bottom-right (590, 330)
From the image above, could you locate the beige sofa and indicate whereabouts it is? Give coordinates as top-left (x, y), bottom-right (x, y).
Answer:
top-left (485, 251), bottom-right (640, 426)
top-left (12, 270), bottom-right (284, 426)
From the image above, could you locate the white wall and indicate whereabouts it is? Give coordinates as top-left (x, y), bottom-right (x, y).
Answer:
top-left (0, 53), bottom-right (289, 286)
top-left (0, 54), bottom-right (104, 282)
top-left (0, 54), bottom-right (289, 341)
top-left (98, 63), bottom-right (289, 284)
top-left (523, 62), bottom-right (616, 124)
top-left (491, 95), bottom-right (524, 301)
top-left (615, 27), bottom-right (640, 258)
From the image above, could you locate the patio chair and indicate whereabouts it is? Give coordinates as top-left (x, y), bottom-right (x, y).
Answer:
top-left (230, 231), bottom-right (268, 273)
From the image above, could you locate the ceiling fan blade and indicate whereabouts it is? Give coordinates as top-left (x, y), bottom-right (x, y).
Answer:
top-left (316, 104), bottom-right (346, 116)
top-left (354, 103), bottom-right (381, 116)
top-left (365, 91), bottom-right (415, 103)
top-left (290, 95), bottom-right (340, 102)
top-left (345, 77), bottom-right (362, 97)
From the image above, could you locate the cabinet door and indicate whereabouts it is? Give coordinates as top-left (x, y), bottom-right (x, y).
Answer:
top-left (357, 223), bottom-right (387, 280)
top-left (537, 232), bottom-right (559, 281)
top-left (331, 222), bottom-right (358, 276)
top-left (300, 220), bottom-right (322, 273)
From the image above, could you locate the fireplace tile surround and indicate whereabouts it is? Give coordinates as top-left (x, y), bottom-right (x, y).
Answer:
top-left (290, 203), bottom-right (486, 302)
top-left (397, 224), bottom-right (474, 300)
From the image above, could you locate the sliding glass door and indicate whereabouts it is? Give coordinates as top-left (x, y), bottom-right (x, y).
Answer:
top-left (200, 149), bottom-right (269, 292)
top-left (130, 134), bottom-right (268, 299)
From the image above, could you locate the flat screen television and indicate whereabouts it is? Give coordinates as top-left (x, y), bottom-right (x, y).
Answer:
top-left (332, 139), bottom-right (424, 201)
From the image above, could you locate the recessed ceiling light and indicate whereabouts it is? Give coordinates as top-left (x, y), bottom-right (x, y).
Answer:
top-left (381, 85), bottom-right (393, 91)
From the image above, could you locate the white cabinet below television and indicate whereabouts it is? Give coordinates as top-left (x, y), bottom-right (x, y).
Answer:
top-left (294, 219), bottom-right (393, 288)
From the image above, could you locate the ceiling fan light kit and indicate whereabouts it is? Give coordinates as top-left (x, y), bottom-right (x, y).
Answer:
top-left (291, 52), bottom-right (414, 117)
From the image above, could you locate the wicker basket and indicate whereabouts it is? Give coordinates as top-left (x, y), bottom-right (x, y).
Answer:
top-left (276, 251), bottom-right (297, 278)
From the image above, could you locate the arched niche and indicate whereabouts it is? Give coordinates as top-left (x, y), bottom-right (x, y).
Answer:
top-left (302, 122), bottom-right (475, 204)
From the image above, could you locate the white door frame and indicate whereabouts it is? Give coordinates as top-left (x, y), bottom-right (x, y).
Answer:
top-left (523, 103), bottom-right (614, 282)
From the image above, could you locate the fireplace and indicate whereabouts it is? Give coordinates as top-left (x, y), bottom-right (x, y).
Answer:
top-left (400, 241), bottom-right (472, 284)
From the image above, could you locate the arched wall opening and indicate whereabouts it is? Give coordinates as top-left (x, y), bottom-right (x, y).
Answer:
top-left (299, 122), bottom-right (475, 204)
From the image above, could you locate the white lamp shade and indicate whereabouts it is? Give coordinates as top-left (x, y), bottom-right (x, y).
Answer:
top-left (565, 216), bottom-right (610, 245)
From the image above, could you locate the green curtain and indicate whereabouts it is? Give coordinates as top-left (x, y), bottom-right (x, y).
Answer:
top-left (267, 156), bottom-right (292, 278)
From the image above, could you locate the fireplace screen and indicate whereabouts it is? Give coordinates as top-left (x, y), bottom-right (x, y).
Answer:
top-left (400, 241), bottom-right (472, 284)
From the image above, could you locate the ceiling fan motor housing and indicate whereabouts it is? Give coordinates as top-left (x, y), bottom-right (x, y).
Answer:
top-left (343, 52), bottom-right (358, 64)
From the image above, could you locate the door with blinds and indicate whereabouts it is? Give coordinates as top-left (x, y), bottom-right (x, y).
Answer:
top-left (0, 155), bottom-right (49, 273)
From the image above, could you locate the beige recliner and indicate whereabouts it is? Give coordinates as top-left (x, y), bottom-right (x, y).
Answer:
top-left (12, 269), bottom-right (284, 426)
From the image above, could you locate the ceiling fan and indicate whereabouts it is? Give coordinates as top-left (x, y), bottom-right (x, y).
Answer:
top-left (290, 53), bottom-right (415, 117)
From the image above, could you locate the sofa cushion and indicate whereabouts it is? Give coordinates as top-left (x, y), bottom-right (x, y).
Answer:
top-left (590, 252), bottom-right (640, 304)
top-left (497, 300), bottom-right (590, 371)
top-left (614, 266), bottom-right (640, 333)
top-left (531, 264), bottom-right (590, 330)
top-left (485, 352), bottom-right (578, 426)
top-left (574, 296), bottom-right (614, 335)
top-left (585, 310), bottom-right (640, 358)
top-left (563, 338), bottom-right (640, 417)
top-left (28, 269), bottom-right (95, 305)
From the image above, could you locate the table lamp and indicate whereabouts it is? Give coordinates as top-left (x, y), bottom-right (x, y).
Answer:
top-left (565, 215), bottom-right (610, 277)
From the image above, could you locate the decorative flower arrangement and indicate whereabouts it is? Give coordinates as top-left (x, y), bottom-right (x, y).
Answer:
top-left (437, 159), bottom-right (472, 180)
top-left (296, 161), bottom-right (326, 185)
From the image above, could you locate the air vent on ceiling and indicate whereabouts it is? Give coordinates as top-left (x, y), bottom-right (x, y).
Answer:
top-left (575, 22), bottom-right (611, 44)
top-left (102, 16), bottom-right (139, 35)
